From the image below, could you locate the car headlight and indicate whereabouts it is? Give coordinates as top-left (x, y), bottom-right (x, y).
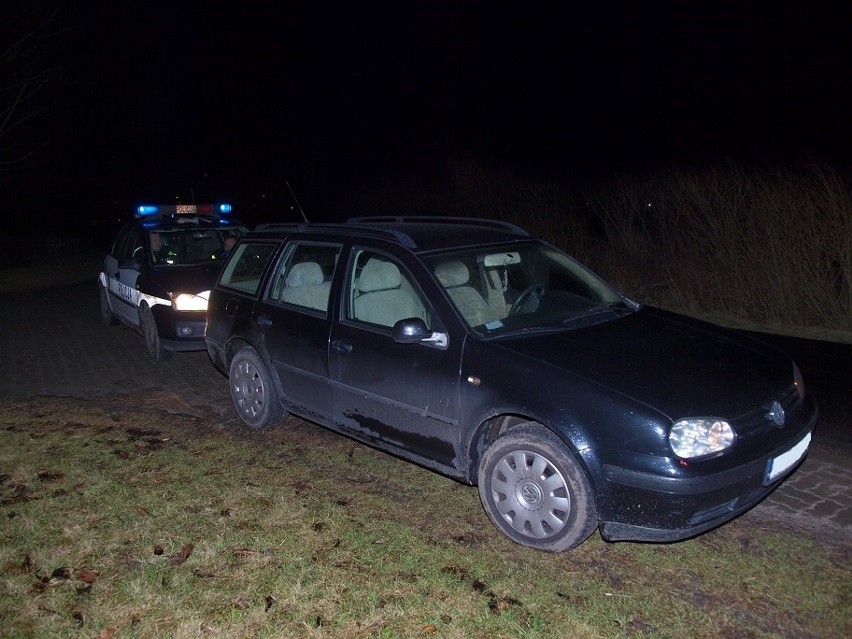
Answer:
top-left (793, 361), bottom-right (805, 399)
top-left (172, 292), bottom-right (209, 312)
top-left (669, 418), bottom-right (735, 459)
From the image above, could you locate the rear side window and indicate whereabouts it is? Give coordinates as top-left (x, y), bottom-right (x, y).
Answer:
top-left (266, 242), bottom-right (341, 313)
top-left (218, 242), bottom-right (279, 296)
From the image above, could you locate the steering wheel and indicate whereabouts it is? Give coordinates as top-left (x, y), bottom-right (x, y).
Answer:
top-left (509, 285), bottom-right (547, 315)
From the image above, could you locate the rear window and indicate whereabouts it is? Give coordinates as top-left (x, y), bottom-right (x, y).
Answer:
top-left (218, 242), bottom-right (279, 296)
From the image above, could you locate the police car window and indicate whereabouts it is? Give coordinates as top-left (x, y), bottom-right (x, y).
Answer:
top-left (111, 226), bottom-right (132, 257)
top-left (267, 242), bottom-right (340, 313)
top-left (121, 227), bottom-right (142, 263)
top-left (219, 242), bottom-right (279, 296)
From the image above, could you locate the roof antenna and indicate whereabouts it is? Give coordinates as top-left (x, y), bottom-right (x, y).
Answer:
top-left (286, 181), bottom-right (309, 223)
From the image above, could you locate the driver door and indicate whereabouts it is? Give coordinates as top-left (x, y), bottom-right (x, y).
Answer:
top-left (328, 247), bottom-right (462, 467)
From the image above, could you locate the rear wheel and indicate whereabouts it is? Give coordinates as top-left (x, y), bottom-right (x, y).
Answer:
top-left (99, 284), bottom-right (117, 326)
top-left (478, 424), bottom-right (597, 552)
top-left (140, 304), bottom-right (172, 362)
top-left (229, 346), bottom-right (287, 428)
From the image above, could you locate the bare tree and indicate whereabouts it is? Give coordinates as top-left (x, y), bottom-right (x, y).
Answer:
top-left (0, 2), bottom-right (74, 169)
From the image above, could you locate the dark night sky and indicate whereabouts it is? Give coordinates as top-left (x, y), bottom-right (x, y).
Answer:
top-left (6, 1), bottom-right (852, 223)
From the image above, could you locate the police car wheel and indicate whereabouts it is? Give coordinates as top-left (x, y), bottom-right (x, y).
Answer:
top-left (99, 285), bottom-right (117, 326)
top-left (140, 304), bottom-right (173, 362)
top-left (229, 346), bottom-right (287, 428)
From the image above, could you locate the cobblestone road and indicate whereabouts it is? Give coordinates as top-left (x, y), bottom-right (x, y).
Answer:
top-left (1, 280), bottom-right (849, 541)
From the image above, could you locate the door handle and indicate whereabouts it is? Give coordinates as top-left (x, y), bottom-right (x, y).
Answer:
top-left (256, 315), bottom-right (272, 327)
top-left (331, 339), bottom-right (353, 354)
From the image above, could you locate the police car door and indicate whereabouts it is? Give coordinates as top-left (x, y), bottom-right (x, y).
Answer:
top-left (104, 226), bottom-right (143, 327)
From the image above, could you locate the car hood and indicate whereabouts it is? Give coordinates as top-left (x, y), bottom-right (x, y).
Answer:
top-left (144, 263), bottom-right (223, 296)
top-left (492, 306), bottom-right (792, 420)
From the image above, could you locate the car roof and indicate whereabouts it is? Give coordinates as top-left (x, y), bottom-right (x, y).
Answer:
top-left (249, 216), bottom-right (533, 254)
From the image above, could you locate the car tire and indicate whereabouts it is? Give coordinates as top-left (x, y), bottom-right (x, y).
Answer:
top-left (229, 346), bottom-right (287, 428)
top-left (99, 284), bottom-right (118, 326)
top-left (140, 303), bottom-right (173, 362)
top-left (478, 424), bottom-right (597, 552)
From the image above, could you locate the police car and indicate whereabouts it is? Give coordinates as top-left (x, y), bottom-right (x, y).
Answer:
top-left (98, 203), bottom-right (248, 361)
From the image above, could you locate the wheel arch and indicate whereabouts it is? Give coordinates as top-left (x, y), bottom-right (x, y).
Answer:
top-left (223, 336), bottom-right (252, 372)
top-left (463, 412), bottom-right (599, 488)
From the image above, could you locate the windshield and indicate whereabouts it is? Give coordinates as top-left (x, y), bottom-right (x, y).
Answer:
top-left (147, 226), bottom-right (246, 266)
top-left (426, 242), bottom-right (634, 336)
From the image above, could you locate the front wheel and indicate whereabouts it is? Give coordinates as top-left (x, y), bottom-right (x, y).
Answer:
top-left (140, 303), bottom-right (173, 362)
top-left (478, 424), bottom-right (597, 552)
top-left (228, 346), bottom-right (287, 428)
top-left (99, 284), bottom-right (117, 326)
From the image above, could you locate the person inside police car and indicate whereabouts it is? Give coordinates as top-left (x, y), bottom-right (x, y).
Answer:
top-left (149, 231), bottom-right (173, 264)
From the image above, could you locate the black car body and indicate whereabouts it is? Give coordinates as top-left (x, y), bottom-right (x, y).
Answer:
top-left (205, 216), bottom-right (817, 551)
top-left (99, 204), bottom-right (248, 361)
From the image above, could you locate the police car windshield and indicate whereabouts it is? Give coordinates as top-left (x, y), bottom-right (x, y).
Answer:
top-left (148, 228), bottom-right (243, 266)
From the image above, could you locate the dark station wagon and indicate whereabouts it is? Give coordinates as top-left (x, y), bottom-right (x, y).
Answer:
top-left (204, 216), bottom-right (817, 551)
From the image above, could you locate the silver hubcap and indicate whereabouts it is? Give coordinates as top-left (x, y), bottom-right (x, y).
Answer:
top-left (232, 358), bottom-right (265, 419)
top-left (490, 449), bottom-right (571, 539)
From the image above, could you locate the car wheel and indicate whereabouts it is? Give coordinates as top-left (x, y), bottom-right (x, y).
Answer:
top-left (229, 346), bottom-right (287, 428)
top-left (140, 303), bottom-right (173, 362)
top-left (99, 284), bottom-right (118, 326)
top-left (478, 424), bottom-right (597, 552)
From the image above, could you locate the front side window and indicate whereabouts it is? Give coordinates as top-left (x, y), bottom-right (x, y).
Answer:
top-left (266, 242), bottom-right (341, 313)
top-left (218, 242), bottom-right (279, 296)
top-left (347, 249), bottom-right (430, 329)
top-left (426, 242), bottom-right (631, 336)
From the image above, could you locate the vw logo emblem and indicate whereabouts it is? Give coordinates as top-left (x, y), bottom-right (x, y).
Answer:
top-left (767, 401), bottom-right (786, 427)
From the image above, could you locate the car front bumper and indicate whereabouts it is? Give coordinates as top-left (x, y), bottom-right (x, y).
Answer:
top-left (151, 305), bottom-right (207, 351)
top-left (596, 409), bottom-right (817, 543)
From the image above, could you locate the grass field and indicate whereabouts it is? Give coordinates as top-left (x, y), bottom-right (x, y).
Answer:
top-left (2, 397), bottom-right (849, 639)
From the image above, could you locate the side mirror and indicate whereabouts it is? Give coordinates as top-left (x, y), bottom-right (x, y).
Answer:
top-left (393, 317), bottom-right (430, 343)
top-left (393, 318), bottom-right (448, 348)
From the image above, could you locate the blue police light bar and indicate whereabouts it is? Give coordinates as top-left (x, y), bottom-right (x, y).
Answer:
top-left (134, 203), bottom-right (232, 218)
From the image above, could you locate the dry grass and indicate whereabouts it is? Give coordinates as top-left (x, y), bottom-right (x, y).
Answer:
top-left (572, 161), bottom-right (852, 334)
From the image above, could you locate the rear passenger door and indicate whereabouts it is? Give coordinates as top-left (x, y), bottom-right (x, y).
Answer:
top-left (255, 241), bottom-right (341, 420)
top-left (107, 226), bottom-right (144, 327)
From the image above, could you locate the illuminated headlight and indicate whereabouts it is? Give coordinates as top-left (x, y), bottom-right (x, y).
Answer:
top-left (669, 418), bottom-right (735, 459)
top-left (793, 361), bottom-right (805, 399)
top-left (172, 292), bottom-right (209, 312)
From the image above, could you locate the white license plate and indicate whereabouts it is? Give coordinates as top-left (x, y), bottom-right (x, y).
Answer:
top-left (765, 432), bottom-right (811, 484)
